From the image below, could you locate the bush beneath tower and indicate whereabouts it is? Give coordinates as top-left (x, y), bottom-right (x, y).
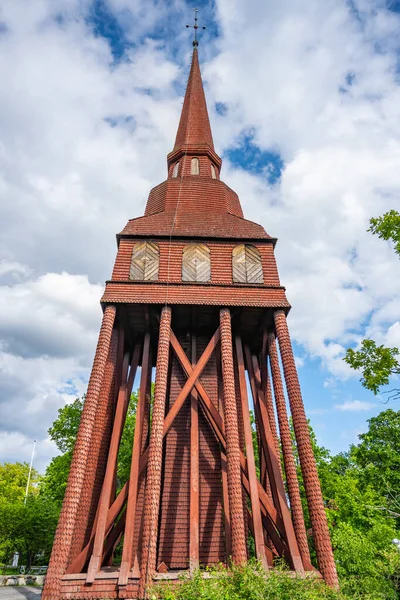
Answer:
top-left (153, 558), bottom-right (400, 599)
top-left (154, 561), bottom-right (343, 600)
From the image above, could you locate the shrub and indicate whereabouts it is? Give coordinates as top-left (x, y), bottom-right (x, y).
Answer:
top-left (153, 561), bottom-right (344, 600)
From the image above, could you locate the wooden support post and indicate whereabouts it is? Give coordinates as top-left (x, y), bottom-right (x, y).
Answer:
top-left (244, 345), bottom-right (304, 574)
top-left (66, 480), bottom-right (130, 575)
top-left (102, 508), bottom-right (127, 566)
top-left (261, 332), bottom-right (280, 459)
top-left (189, 334), bottom-right (199, 573)
top-left (169, 331), bottom-right (224, 441)
top-left (139, 306), bottom-right (171, 595)
top-left (259, 335), bottom-right (268, 490)
top-left (166, 328), bottom-right (220, 434)
top-left (168, 333), bottom-right (287, 541)
top-left (274, 310), bottom-right (338, 588)
top-left (267, 331), bottom-right (311, 565)
top-left (217, 346), bottom-right (231, 562)
top-left (219, 308), bottom-right (247, 565)
top-left (43, 306), bottom-right (117, 600)
top-left (252, 353), bottom-right (282, 480)
top-left (235, 336), bottom-right (268, 569)
top-left (220, 453), bottom-right (232, 561)
top-left (132, 343), bottom-right (152, 570)
top-left (86, 350), bottom-right (131, 582)
top-left (119, 333), bottom-right (151, 585)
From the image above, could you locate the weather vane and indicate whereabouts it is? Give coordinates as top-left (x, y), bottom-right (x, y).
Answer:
top-left (186, 8), bottom-right (206, 47)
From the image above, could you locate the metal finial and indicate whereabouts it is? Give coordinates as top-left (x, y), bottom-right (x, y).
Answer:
top-left (186, 7), bottom-right (206, 47)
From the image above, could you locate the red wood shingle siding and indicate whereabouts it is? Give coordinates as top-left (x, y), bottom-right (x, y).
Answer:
top-left (112, 240), bottom-right (281, 286)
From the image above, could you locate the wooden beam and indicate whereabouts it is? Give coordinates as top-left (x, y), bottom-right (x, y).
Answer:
top-left (254, 344), bottom-right (281, 464)
top-left (235, 336), bottom-right (268, 569)
top-left (72, 328), bottom-right (298, 579)
top-left (114, 325), bottom-right (125, 400)
top-left (245, 346), bottom-right (304, 574)
top-left (139, 306), bottom-right (171, 594)
top-left (216, 346), bottom-right (231, 561)
top-left (268, 330), bottom-right (312, 566)
top-left (170, 331), bottom-right (224, 438)
top-left (102, 508), bottom-right (126, 567)
top-left (166, 327), bottom-right (220, 435)
top-left (260, 332), bottom-right (269, 489)
top-left (67, 342), bottom-right (141, 576)
top-left (246, 508), bottom-right (274, 567)
top-left (67, 480), bottom-right (130, 575)
top-left (119, 333), bottom-right (151, 585)
top-left (224, 451), bottom-right (285, 557)
top-left (189, 334), bottom-right (199, 573)
top-left (168, 333), bottom-right (286, 539)
top-left (220, 453), bottom-right (232, 561)
top-left (86, 350), bottom-right (132, 583)
top-left (170, 330), bottom-right (291, 563)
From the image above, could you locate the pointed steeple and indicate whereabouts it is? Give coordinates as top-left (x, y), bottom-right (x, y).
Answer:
top-left (173, 48), bottom-right (215, 152)
top-left (167, 48), bottom-right (221, 180)
top-left (121, 43), bottom-right (272, 240)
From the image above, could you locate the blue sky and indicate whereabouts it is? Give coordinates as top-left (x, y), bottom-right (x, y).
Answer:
top-left (0, 0), bottom-right (399, 471)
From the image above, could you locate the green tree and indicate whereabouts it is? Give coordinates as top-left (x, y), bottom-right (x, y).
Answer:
top-left (0, 462), bottom-right (40, 503)
top-left (48, 397), bottom-right (84, 454)
top-left (344, 339), bottom-right (399, 399)
top-left (368, 209), bottom-right (400, 257)
top-left (117, 391), bottom-right (138, 486)
top-left (40, 397), bottom-right (84, 505)
top-left (345, 211), bottom-right (400, 399)
top-left (41, 392), bottom-right (139, 504)
top-left (0, 495), bottom-right (58, 568)
top-left (290, 419), bottom-right (400, 597)
top-left (350, 409), bottom-right (400, 516)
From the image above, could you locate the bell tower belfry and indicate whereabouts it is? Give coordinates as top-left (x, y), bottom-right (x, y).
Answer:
top-left (43, 41), bottom-right (338, 600)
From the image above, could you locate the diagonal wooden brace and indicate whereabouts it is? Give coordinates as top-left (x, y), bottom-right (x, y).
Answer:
top-left (165, 327), bottom-right (221, 434)
top-left (86, 347), bottom-right (139, 583)
top-left (68, 344), bottom-right (140, 578)
top-left (170, 331), bottom-right (286, 541)
top-left (245, 347), bottom-right (304, 574)
top-left (119, 333), bottom-right (151, 585)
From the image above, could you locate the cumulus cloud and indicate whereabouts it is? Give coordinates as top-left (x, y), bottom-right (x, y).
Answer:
top-left (0, 270), bottom-right (102, 469)
top-left (335, 400), bottom-right (375, 412)
top-left (205, 0), bottom-right (400, 375)
top-left (1, 0), bottom-right (400, 467)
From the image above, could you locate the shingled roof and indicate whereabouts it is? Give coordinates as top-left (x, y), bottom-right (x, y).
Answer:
top-left (119, 47), bottom-right (273, 242)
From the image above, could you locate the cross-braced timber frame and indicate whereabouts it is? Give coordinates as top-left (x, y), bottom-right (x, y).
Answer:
top-left (43, 304), bottom-right (337, 600)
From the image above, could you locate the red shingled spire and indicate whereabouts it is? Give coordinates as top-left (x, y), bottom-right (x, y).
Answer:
top-left (126, 47), bottom-right (273, 237)
top-left (173, 47), bottom-right (215, 152)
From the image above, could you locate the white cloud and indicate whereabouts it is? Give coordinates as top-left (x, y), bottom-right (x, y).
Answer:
top-left (0, 271), bottom-right (103, 358)
top-left (0, 270), bottom-right (102, 466)
top-left (1, 0), bottom-right (400, 467)
top-left (335, 400), bottom-right (375, 412)
top-left (206, 0), bottom-right (400, 377)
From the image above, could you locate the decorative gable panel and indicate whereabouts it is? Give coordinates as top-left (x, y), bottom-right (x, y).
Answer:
top-left (129, 241), bottom-right (159, 281)
top-left (232, 244), bottom-right (263, 284)
top-left (182, 243), bottom-right (211, 282)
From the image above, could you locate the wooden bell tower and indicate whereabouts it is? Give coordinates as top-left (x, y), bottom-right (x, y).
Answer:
top-left (43, 44), bottom-right (338, 600)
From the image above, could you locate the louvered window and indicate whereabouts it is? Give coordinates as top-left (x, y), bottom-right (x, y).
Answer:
top-left (191, 157), bottom-right (200, 175)
top-left (129, 241), bottom-right (159, 281)
top-left (232, 244), bottom-right (263, 284)
top-left (182, 244), bottom-right (211, 282)
top-left (211, 164), bottom-right (217, 179)
top-left (172, 162), bottom-right (179, 178)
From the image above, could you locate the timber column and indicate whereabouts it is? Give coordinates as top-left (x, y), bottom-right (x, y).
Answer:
top-left (267, 331), bottom-right (310, 564)
top-left (43, 306), bottom-right (117, 600)
top-left (274, 310), bottom-right (338, 588)
top-left (219, 308), bottom-right (247, 564)
top-left (139, 306), bottom-right (172, 595)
